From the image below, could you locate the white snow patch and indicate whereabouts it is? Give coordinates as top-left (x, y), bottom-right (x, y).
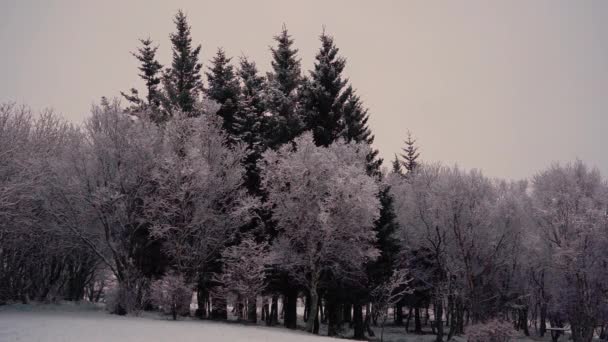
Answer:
top-left (0, 304), bottom-right (341, 342)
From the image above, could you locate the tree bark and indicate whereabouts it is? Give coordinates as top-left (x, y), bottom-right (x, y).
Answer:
top-left (353, 303), bottom-right (365, 340)
top-left (247, 296), bottom-right (257, 323)
top-left (306, 287), bottom-right (319, 333)
top-left (283, 288), bottom-right (297, 329)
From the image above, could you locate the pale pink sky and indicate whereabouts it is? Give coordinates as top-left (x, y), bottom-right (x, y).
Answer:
top-left (1, 0), bottom-right (608, 179)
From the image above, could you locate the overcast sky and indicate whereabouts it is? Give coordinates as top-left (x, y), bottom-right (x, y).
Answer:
top-left (1, 0), bottom-right (607, 179)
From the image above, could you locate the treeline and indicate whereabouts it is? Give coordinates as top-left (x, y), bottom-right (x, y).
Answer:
top-left (1, 10), bottom-right (607, 342)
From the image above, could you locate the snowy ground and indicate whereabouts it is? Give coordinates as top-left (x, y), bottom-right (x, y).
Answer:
top-left (0, 303), bottom-right (546, 342)
top-left (0, 303), bottom-right (340, 342)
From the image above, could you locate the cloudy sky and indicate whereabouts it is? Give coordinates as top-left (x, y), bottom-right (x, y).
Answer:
top-left (1, 0), bottom-right (607, 179)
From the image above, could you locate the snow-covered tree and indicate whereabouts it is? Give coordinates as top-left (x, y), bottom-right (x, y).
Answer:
top-left (531, 161), bottom-right (608, 342)
top-left (260, 133), bottom-right (381, 333)
top-left (150, 272), bottom-right (193, 320)
top-left (144, 112), bottom-right (257, 319)
top-left (370, 269), bottom-right (413, 342)
top-left (213, 237), bottom-right (268, 323)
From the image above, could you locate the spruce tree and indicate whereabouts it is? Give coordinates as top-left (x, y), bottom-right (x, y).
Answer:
top-left (391, 154), bottom-right (403, 175)
top-left (300, 31), bottom-right (349, 147)
top-left (341, 87), bottom-right (382, 176)
top-left (401, 131), bottom-right (420, 174)
top-left (265, 25), bottom-right (303, 148)
top-left (162, 10), bottom-right (203, 116)
top-left (133, 38), bottom-right (163, 106)
top-left (121, 38), bottom-right (164, 121)
top-left (205, 48), bottom-right (241, 136)
top-left (233, 57), bottom-right (267, 194)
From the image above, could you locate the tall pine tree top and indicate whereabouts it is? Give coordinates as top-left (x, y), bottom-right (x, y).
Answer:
top-left (133, 38), bottom-right (163, 106)
top-left (401, 131), bottom-right (420, 174)
top-left (233, 57), bottom-right (267, 149)
top-left (269, 25), bottom-right (301, 95)
top-left (205, 48), bottom-right (241, 136)
top-left (301, 31), bottom-right (349, 147)
top-left (121, 38), bottom-right (164, 121)
top-left (162, 10), bottom-right (203, 115)
top-left (265, 25), bottom-right (303, 148)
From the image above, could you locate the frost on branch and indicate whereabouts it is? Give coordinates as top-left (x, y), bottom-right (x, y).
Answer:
top-left (150, 272), bottom-right (193, 320)
top-left (260, 132), bottom-right (380, 332)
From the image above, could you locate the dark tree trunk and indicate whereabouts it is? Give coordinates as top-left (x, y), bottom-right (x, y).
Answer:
top-left (434, 297), bottom-right (444, 342)
top-left (270, 295), bottom-right (279, 325)
top-left (414, 306), bottom-right (422, 333)
top-left (327, 296), bottom-right (339, 336)
top-left (343, 302), bottom-right (352, 323)
top-left (247, 296), bottom-right (257, 323)
top-left (195, 281), bottom-right (208, 319)
top-left (540, 303), bottom-right (547, 337)
top-left (353, 304), bottom-right (365, 340)
top-left (283, 288), bottom-right (297, 329)
top-left (395, 303), bottom-right (403, 325)
top-left (211, 296), bottom-right (227, 320)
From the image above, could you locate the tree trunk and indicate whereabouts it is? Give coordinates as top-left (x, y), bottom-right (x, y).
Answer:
top-left (395, 303), bottom-right (403, 325)
top-left (303, 294), bottom-right (309, 322)
top-left (434, 296), bottom-right (444, 342)
top-left (247, 296), bottom-right (257, 323)
top-left (195, 282), bottom-right (208, 318)
top-left (307, 287), bottom-right (319, 333)
top-left (343, 302), bottom-right (352, 323)
top-left (283, 288), bottom-right (297, 329)
top-left (540, 303), bottom-right (547, 337)
top-left (353, 303), bottom-right (365, 340)
top-left (211, 296), bottom-right (227, 320)
top-left (270, 295), bottom-right (279, 325)
top-left (327, 296), bottom-right (339, 336)
top-left (414, 306), bottom-right (422, 333)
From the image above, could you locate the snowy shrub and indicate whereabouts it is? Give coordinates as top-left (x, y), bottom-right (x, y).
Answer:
top-left (105, 285), bottom-right (140, 316)
top-left (466, 319), bottom-right (516, 342)
top-left (150, 272), bottom-right (192, 320)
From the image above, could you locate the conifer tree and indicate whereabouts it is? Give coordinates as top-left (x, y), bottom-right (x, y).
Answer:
top-left (121, 38), bottom-right (164, 121)
top-left (401, 131), bottom-right (420, 174)
top-left (341, 87), bottom-right (382, 176)
top-left (392, 154), bottom-right (403, 175)
top-left (205, 48), bottom-right (241, 136)
top-left (264, 25), bottom-right (303, 148)
top-left (233, 57), bottom-right (267, 193)
top-left (133, 38), bottom-right (163, 106)
top-left (300, 31), bottom-right (349, 147)
top-left (162, 10), bottom-right (203, 116)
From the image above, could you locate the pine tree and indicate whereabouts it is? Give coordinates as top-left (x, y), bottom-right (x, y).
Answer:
top-left (264, 25), bottom-right (303, 148)
top-left (233, 57), bottom-right (268, 194)
top-left (391, 154), bottom-right (403, 175)
top-left (341, 87), bottom-right (382, 176)
top-left (205, 48), bottom-right (241, 136)
top-left (121, 38), bottom-right (164, 120)
top-left (162, 10), bottom-right (203, 116)
top-left (133, 38), bottom-right (163, 106)
top-left (401, 131), bottom-right (420, 174)
top-left (300, 31), bottom-right (349, 147)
